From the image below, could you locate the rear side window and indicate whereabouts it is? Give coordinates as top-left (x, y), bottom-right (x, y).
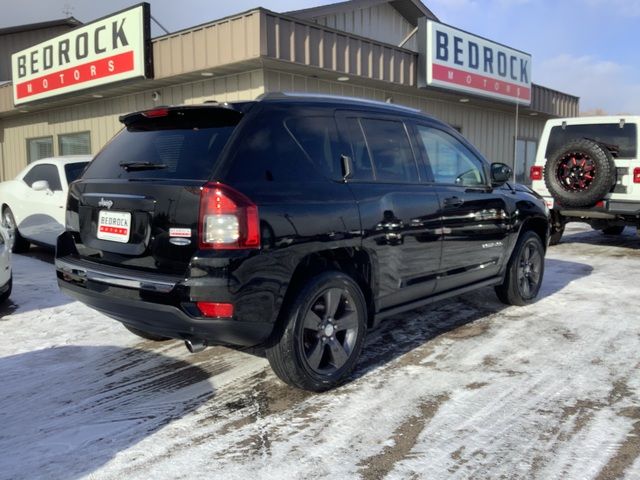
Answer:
top-left (64, 162), bottom-right (89, 184)
top-left (545, 123), bottom-right (637, 159)
top-left (286, 117), bottom-right (342, 179)
top-left (83, 109), bottom-right (240, 180)
top-left (23, 163), bottom-right (62, 191)
top-left (359, 118), bottom-right (418, 183)
top-left (225, 113), bottom-right (318, 183)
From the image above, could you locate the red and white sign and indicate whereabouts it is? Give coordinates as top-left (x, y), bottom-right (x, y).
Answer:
top-left (420, 20), bottom-right (532, 105)
top-left (169, 228), bottom-right (192, 238)
top-left (11, 4), bottom-right (152, 106)
top-left (97, 210), bottom-right (131, 243)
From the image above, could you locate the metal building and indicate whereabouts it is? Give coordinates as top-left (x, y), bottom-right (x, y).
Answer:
top-left (0, 0), bottom-right (579, 183)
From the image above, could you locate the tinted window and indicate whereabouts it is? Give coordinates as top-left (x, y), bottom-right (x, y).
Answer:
top-left (416, 126), bottom-right (486, 186)
top-left (226, 114), bottom-right (318, 183)
top-left (546, 124), bottom-right (637, 159)
top-left (344, 118), bottom-right (374, 181)
top-left (64, 162), bottom-right (89, 184)
top-left (23, 164), bottom-right (62, 191)
top-left (286, 117), bottom-right (342, 179)
top-left (83, 110), bottom-right (240, 180)
top-left (359, 118), bottom-right (418, 183)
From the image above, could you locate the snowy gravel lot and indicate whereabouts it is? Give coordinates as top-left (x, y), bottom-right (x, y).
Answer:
top-left (1, 223), bottom-right (639, 480)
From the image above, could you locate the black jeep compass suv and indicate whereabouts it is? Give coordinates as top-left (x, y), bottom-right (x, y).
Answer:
top-left (56, 93), bottom-right (549, 391)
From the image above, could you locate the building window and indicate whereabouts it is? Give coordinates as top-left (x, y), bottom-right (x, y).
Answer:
top-left (515, 139), bottom-right (538, 184)
top-left (58, 132), bottom-right (91, 156)
top-left (27, 136), bottom-right (53, 163)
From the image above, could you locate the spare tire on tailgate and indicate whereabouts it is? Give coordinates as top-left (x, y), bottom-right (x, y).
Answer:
top-left (543, 138), bottom-right (616, 208)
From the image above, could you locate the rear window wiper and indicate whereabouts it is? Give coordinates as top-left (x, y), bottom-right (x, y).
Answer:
top-left (119, 161), bottom-right (168, 171)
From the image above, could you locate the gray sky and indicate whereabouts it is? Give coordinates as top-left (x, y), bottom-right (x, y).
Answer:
top-left (1, 0), bottom-right (638, 114)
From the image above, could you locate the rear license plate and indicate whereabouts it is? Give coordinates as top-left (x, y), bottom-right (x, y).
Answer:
top-left (97, 210), bottom-right (131, 243)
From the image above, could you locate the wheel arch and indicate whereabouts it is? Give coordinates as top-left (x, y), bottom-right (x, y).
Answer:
top-left (276, 247), bottom-right (377, 334)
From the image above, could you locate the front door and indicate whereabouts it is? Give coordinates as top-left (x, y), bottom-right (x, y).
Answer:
top-left (413, 124), bottom-right (511, 293)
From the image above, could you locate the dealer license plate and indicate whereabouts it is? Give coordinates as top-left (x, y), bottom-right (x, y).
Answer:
top-left (97, 210), bottom-right (132, 243)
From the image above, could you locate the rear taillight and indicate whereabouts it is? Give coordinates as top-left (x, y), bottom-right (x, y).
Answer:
top-left (530, 166), bottom-right (543, 181)
top-left (634, 168), bottom-right (640, 183)
top-left (198, 182), bottom-right (260, 250)
top-left (197, 302), bottom-right (234, 318)
top-left (142, 107), bottom-right (169, 118)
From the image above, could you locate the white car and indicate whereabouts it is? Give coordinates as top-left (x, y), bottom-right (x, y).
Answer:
top-left (0, 156), bottom-right (91, 252)
top-left (0, 226), bottom-right (11, 304)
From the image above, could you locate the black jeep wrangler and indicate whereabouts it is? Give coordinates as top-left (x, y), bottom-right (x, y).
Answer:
top-left (56, 93), bottom-right (549, 391)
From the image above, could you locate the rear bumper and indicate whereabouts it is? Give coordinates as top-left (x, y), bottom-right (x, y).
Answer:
top-left (546, 197), bottom-right (640, 219)
top-left (58, 279), bottom-right (273, 346)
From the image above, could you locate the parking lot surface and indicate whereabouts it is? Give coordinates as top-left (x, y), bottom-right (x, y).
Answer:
top-left (1, 224), bottom-right (639, 480)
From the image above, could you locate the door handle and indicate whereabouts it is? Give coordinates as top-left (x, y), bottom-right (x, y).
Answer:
top-left (443, 196), bottom-right (464, 208)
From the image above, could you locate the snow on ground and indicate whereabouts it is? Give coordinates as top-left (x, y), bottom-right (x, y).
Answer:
top-left (1, 224), bottom-right (639, 480)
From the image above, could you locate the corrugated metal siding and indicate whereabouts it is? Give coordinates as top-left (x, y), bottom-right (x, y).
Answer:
top-left (152, 11), bottom-right (262, 79)
top-left (532, 84), bottom-right (579, 117)
top-left (309, 3), bottom-right (418, 51)
top-left (265, 12), bottom-right (415, 86)
top-left (0, 25), bottom-right (75, 81)
top-left (264, 69), bottom-right (545, 166)
top-left (0, 71), bottom-right (264, 180)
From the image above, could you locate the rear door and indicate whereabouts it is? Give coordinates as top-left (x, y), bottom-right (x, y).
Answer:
top-left (67, 106), bottom-right (244, 275)
top-left (337, 111), bottom-right (442, 309)
top-left (414, 124), bottom-right (511, 293)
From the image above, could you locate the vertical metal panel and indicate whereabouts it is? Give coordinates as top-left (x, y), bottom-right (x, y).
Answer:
top-left (307, 3), bottom-right (418, 52)
top-left (0, 71), bottom-right (265, 180)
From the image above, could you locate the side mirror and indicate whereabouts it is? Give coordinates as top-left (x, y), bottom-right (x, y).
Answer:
top-left (490, 163), bottom-right (512, 186)
top-left (340, 154), bottom-right (353, 181)
top-left (32, 180), bottom-right (51, 192)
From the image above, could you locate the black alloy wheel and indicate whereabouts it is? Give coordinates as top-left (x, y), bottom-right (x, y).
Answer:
top-left (495, 231), bottom-right (545, 306)
top-left (266, 271), bottom-right (367, 392)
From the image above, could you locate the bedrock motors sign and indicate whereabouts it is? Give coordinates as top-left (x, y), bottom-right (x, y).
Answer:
top-left (10, 4), bottom-right (151, 105)
top-left (419, 19), bottom-right (532, 105)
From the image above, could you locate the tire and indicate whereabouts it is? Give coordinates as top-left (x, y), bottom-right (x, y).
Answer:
top-left (266, 271), bottom-right (367, 392)
top-left (549, 227), bottom-right (564, 246)
top-left (2, 208), bottom-right (30, 253)
top-left (124, 325), bottom-right (171, 341)
top-left (495, 231), bottom-right (545, 306)
top-left (0, 276), bottom-right (12, 304)
top-left (601, 225), bottom-right (625, 235)
top-left (543, 139), bottom-right (616, 208)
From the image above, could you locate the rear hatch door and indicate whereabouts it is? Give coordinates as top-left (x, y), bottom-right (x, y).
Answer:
top-left (67, 105), bottom-right (246, 275)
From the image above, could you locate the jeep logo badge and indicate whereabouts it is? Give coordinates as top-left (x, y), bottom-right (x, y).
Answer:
top-left (98, 198), bottom-right (113, 209)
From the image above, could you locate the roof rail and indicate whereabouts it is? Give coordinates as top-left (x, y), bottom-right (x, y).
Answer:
top-left (256, 91), bottom-right (421, 113)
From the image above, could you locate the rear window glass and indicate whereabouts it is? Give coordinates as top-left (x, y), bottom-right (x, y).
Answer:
top-left (83, 110), bottom-right (240, 180)
top-left (64, 162), bottom-right (89, 184)
top-left (285, 117), bottom-right (342, 179)
top-left (545, 123), bottom-right (637, 159)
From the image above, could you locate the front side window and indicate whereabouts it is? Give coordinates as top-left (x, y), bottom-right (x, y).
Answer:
top-left (359, 118), bottom-right (418, 183)
top-left (416, 126), bottom-right (486, 186)
top-left (59, 132), bottom-right (91, 156)
top-left (22, 164), bottom-right (62, 191)
top-left (27, 137), bottom-right (53, 163)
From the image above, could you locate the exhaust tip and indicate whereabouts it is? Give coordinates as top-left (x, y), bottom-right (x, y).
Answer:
top-left (185, 338), bottom-right (207, 353)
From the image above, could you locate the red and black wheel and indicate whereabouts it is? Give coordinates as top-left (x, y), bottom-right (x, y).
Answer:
top-left (544, 139), bottom-right (616, 208)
